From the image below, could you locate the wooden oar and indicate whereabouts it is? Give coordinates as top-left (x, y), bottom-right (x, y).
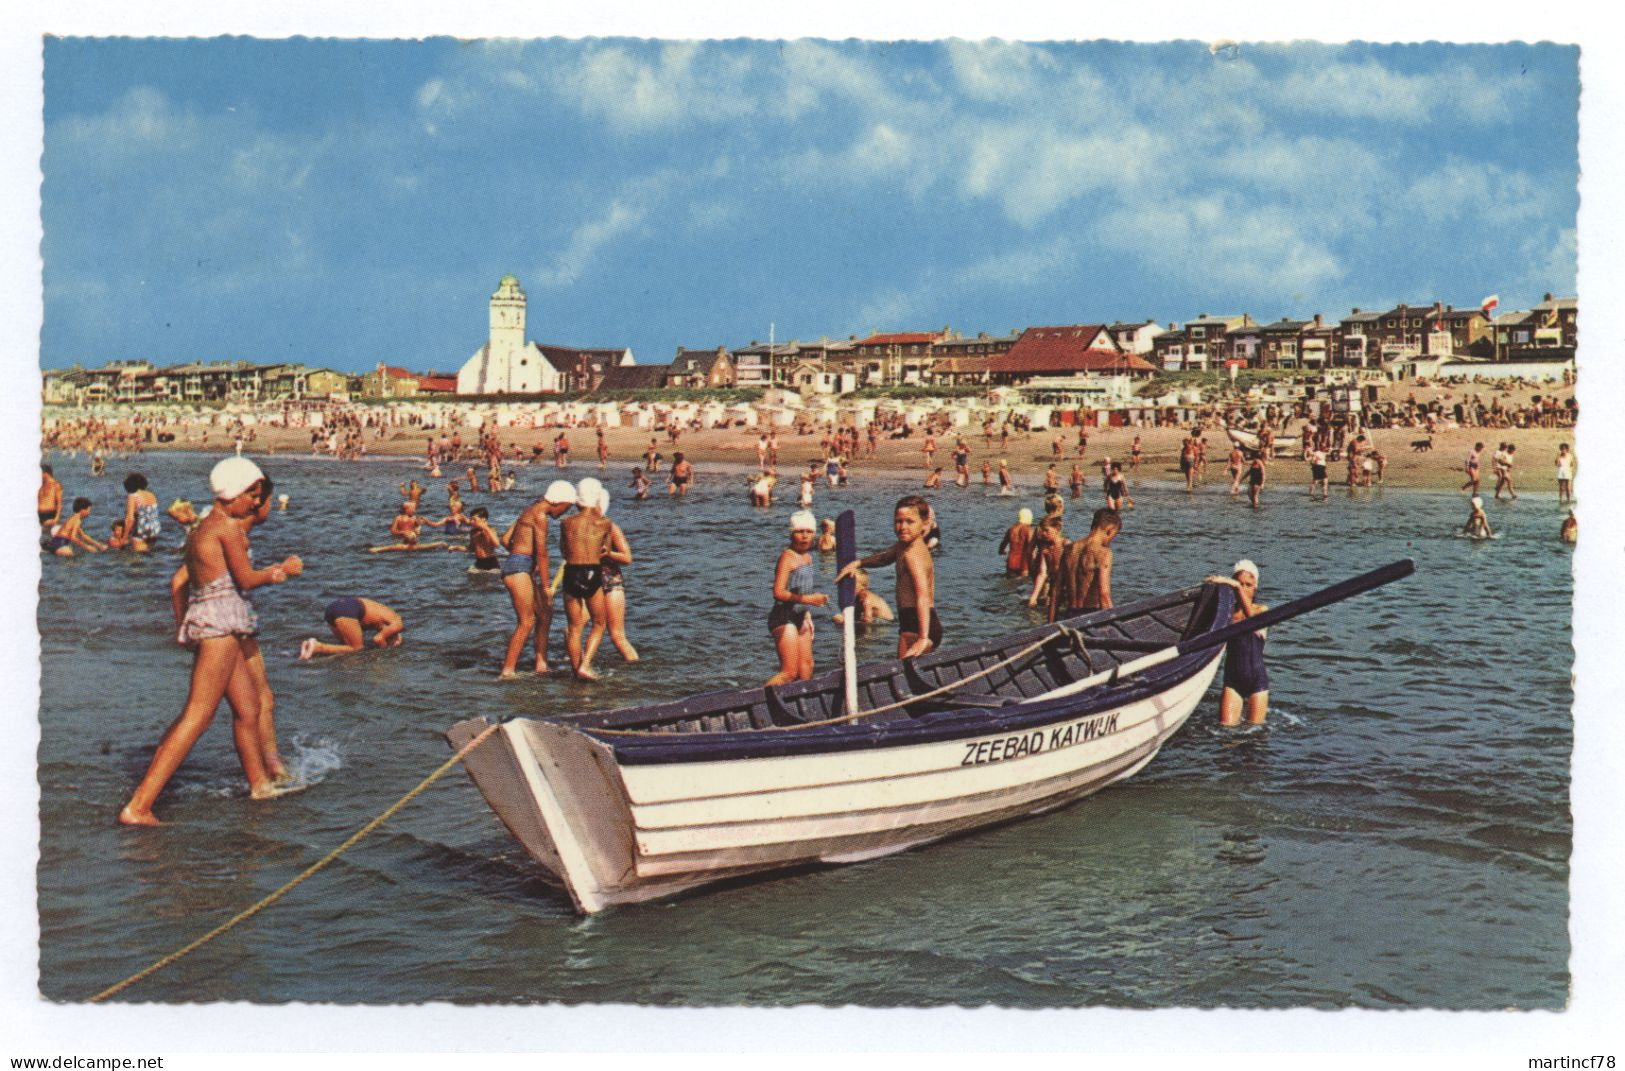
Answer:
top-left (1038, 558), bottom-right (1415, 701)
top-left (835, 509), bottom-right (859, 718)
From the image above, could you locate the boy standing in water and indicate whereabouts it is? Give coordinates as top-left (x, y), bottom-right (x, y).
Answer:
top-left (1049, 508), bottom-right (1121, 621)
top-left (837, 495), bottom-right (939, 658)
top-left (121, 459), bottom-right (303, 825)
top-left (559, 477), bottom-right (613, 680)
top-left (499, 480), bottom-right (577, 678)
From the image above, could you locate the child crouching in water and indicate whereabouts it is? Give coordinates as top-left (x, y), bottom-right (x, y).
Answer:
top-left (836, 495), bottom-right (939, 659)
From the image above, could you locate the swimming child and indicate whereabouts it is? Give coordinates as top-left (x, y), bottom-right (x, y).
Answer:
top-left (1560, 510), bottom-right (1577, 544)
top-left (42, 497), bottom-right (104, 556)
top-left (594, 483), bottom-right (639, 663)
top-left (832, 566), bottom-right (893, 630)
top-left (836, 495), bottom-right (939, 659)
top-left (766, 510), bottom-right (828, 685)
top-left (817, 517), bottom-right (838, 554)
top-left (630, 467), bottom-right (651, 500)
top-left (300, 598), bottom-right (404, 658)
top-left (464, 506), bottom-right (502, 573)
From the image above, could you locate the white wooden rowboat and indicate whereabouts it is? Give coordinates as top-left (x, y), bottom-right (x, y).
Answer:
top-left (447, 562), bottom-right (1411, 913)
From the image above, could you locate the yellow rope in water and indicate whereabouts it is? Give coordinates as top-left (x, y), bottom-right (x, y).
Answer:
top-left (88, 720), bottom-right (503, 1004)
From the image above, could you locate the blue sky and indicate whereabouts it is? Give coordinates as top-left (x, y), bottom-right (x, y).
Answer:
top-left (40, 37), bottom-right (1579, 372)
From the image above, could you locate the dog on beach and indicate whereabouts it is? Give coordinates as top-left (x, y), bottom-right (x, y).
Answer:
top-left (1410, 436), bottom-right (1434, 452)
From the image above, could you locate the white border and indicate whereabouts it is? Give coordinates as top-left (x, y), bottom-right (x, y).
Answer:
top-left (4, 2), bottom-right (1618, 1063)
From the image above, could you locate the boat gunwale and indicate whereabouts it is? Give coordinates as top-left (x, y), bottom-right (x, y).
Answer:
top-left (526, 584), bottom-right (1233, 765)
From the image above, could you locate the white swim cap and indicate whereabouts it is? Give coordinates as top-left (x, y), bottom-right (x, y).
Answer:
top-left (543, 479), bottom-right (578, 505)
top-left (209, 457), bottom-right (264, 502)
top-left (789, 510), bottom-right (817, 532)
top-left (594, 485), bottom-right (611, 513)
top-left (1232, 559), bottom-right (1259, 581)
top-left (1017, 508), bottom-right (1033, 525)
top-left (576, 477), bottom-right (604, 508)
top-left (1470, 496), bottom-right (1483, 509)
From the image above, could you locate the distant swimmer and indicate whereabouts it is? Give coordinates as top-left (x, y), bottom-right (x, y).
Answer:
top-left (1555, 443), bottom-right (1575, 505)
top-left (1209, 559), bottom-right (1269, 727)
top-left (668, 452), bottom-right (694, 497)
top-left (120, 472), bottom-right (163, 552)
top-left (999, 508), bottom-right (1035, 577)
top-left (1245, 455), bottom-right (1266, 510)
top-left (750, 470), bottom-right (777, 507)
top-left (369, 501), bottom-right (447, 553)
top-left (300, 598), bottom-right (404, 659)
top-left (630, 467), bottom-right (651, 500)
top-left (1104, 462), bottom-right (1133, 511)
top-left (997, 458), bottom-right (1013, 495)
top-left (1561, 510), bottom-right (1577, 544)
top-left (766, 510), bottom-right (828, 686)
top-left (464, 506), bottom-right (502, 573)
top-left (817, 517), bottom-right (838, 554)
top-left (120, 459), bottom-right (303, 825)
top-left (1462, 495), bottom-right (1493, 539)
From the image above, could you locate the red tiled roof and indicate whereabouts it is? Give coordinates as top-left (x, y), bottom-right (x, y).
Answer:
top-left (379, 366), bottom-right (418, 380)
top-left (417, 376), bottom-right (457, 392)
top-left (991, 326), bottom-right (1157, 374)
top-left (855, 332), bottom-right (942, 346)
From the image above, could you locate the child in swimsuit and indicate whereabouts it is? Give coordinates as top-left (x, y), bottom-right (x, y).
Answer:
top-left (836, 495), bottom-right (940, 659)
top-left (300, 597), bottom-right (404, 659)
top-left (559, 478), bottom-right (613, 680)
top-left (1209, 559), bottom-right (1269, 727)
top-left (767, 511), bottom-right (827, 686)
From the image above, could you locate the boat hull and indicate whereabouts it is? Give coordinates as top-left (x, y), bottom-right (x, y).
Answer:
top-left (449, 645), bottom-right (1222, 913)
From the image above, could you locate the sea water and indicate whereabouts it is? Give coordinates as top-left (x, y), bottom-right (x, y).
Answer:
top-left (36, 449), bottom-right (1572, 1007)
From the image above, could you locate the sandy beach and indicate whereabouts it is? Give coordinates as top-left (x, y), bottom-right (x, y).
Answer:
top-left (45, 381), bottom-right (1578, 495)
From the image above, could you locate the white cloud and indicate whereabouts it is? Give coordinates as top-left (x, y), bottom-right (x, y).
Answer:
top-left (1273, 57), bottom-right (1529, 125)
top-left (1097, 198), bottom-right (1345, 297)
top-left (951, 238), bottom-right (1075, 289)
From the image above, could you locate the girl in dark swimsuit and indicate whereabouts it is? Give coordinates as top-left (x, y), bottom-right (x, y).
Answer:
top-left (1210, 560), bottom-right (1269, 727)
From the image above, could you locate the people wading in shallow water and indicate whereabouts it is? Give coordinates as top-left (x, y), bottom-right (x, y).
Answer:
top-left (1210, 559), bottom-right (1269, 728)
top-left (120, 459), bottom-right (303, 825)
top-left (837, 496), bottom-right (940, 660)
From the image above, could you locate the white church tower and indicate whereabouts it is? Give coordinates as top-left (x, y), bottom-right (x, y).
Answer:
top-left (458, 274), bottom-right (558, 394)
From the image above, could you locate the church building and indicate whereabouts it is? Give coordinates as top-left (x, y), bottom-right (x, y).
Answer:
top-left (456, 275), bottom-right (568, 395)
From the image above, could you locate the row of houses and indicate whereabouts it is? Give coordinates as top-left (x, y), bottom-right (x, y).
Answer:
top-left (44, 286), bottom-right (1577, 407)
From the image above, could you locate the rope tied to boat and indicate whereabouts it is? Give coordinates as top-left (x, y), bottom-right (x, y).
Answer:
top-left (87, 720), bottom-right (504, 1004)
top-left (589, 622), bottom-right (1092, 735)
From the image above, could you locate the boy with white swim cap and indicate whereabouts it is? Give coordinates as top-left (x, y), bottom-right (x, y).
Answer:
top-left (498, 479), bottom-right (578, 678)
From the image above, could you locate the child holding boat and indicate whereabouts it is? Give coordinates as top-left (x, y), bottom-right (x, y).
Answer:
top-left (836, 495), bottom-right (940, 659)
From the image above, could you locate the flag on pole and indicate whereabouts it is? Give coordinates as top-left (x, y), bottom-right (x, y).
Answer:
top-left (1480, 294), bottom-right (1500, 317)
